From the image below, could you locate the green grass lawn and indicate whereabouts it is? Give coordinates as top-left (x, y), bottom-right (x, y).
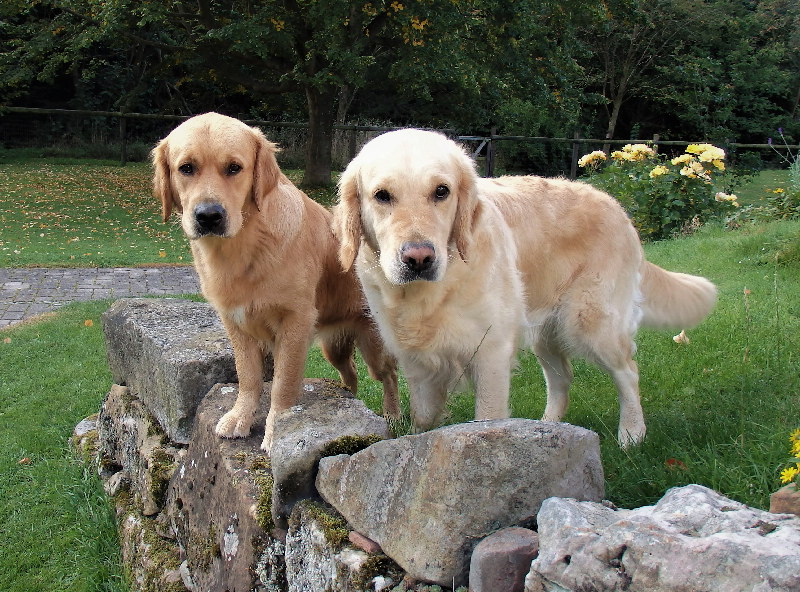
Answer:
top-left (1, 154), bottom-right (798, 590)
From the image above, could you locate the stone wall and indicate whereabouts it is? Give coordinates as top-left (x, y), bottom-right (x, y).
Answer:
top-left (73, 298), bottom-right (800, 592)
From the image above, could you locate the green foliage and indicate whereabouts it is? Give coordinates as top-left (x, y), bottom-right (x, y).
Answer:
top-left (580, 143), bottom-right (738, 240)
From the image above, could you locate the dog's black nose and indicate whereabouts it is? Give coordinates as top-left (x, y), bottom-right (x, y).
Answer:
top-left (400, 241), bottom-right (436, 277)
top-left (194, 203), bottom-right (227, 236)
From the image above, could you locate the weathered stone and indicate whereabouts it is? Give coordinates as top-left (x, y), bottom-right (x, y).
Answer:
top-left (165, 382), bottom-right (274, 592)
top-left (166, 378), bottom-right (385, 591)
top-left (70, 413), bottom-right (99, 462)
top-left (316, 419), bottom-right (604, 587)
top-left (285, 500), bottom-right (403, 592)
top-left (98, 384), bottom-right (183, 516)
top-left (468, 527), bottom-right (538, 592)
top-left (525, 484), bottom-right (800, 592)
top-left (117, 507), bottom-right (187, 592)
top-left (102, 298), bottom-right (247, 443)
top-left (771, 484), bottom-right (800, 517)
top-left (270, 383), bottom-right (390, 529)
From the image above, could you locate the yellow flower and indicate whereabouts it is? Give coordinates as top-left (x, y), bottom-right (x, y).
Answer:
top-left (792, 440), bottom-right (800, 456)
top-left (621, 143), bottom-right (655, 161)
top-left (611, 150), bottom-right (633, 161)
top-left (698, 146), bottom-right (726, 162)
top-left (773, 188), bottom-right (786, 194)
top-left (578, 150), bottom-right (607, 168)
top-left (672, 154), bottom-right (693, 166)
top-left (780, 465), bottom-right (799, 484)
top-left (715, 192), bottom-right (739, 207)
top-left (712, 160), bottom-right (725, 171)
top-left (790, 428), bottom-right (800, 442)
top-left (649, 165), bottom-right (669, 178)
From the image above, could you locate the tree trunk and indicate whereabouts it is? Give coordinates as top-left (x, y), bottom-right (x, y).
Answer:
top-left (302, 84), bottom-right (337, 187)
top-left (603, 84), bottom-right (626, 154)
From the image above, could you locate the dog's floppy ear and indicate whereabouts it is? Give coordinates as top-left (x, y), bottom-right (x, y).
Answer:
top-left (333, 163), bottom-right (363, 272)
top-left (151, 139), bottom-right (181, 222)
top-left (450, 146), bottom-right (482, 262)
top-left (250, 126), bottom-right (281, 211)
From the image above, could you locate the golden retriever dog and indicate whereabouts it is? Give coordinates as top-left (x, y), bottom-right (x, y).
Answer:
top-left (152, 112), bottom-right (399, 452)
top-left (333, 129), bottom-right (717, 446)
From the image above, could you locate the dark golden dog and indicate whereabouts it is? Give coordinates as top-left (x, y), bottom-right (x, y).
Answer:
top-left (153, 113), bottom-right (398, 452)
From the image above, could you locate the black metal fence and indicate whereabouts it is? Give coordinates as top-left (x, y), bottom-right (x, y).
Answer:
top-left (1, 107), bottom-right (795, 178)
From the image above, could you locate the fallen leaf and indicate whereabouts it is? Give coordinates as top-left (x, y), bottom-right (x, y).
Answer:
top-left (3, 337), bottom-right (10, 344)
top-left (84, 319), bottom-right (94, 327)
top-left (665, 458), bottom-right (687, 471)
top-left (672, 330), bottom-right (690, 345)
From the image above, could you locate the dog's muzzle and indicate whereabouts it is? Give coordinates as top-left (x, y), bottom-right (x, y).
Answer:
top-left (194, 203), bottom-right (227, 236)
top-left (398, 241), bottom-right (438, 282)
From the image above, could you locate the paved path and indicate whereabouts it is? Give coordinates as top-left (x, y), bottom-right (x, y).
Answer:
top-left (0, 267), bottom-right (201, 329)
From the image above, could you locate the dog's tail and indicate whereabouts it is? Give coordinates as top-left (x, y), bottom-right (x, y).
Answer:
top-left (639, 261), bottom-right (717, 330)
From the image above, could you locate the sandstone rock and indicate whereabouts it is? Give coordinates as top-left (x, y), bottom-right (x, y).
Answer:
top-left (525, 483), bottom-right (800, 592)
top-left (166, 378), bottom-right (386, 591)
top-left (316, 419), bottom-right (604, 587)
top-left (270, 383), bottom-right (390, 529)
top-left (771, 484), bottom-right (800, 517)
top-left (166, 382), bottom-right (275, 592)
top-left (468, 527), bottom-right (539, 592)
top-left (97, 384), bottom-right (183, 516)
top-left (102, 298), bottom-right (246, 443)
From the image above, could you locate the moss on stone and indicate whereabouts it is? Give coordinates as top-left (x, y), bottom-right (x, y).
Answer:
top-left (253, 471), bottom-right (275, 532)
top-left (190, 524), bottom-right (220, 571)
top-left (148, 446), bottom-right (177, 508)
top-left (291, 500), bottom-right (350, 548)
top-left (350, 553), bottom-right (403, 591)
top-left (319, 434), bottom-right (384, 458)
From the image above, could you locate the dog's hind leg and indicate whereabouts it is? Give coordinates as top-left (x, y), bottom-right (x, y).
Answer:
top-left (354, 322), bottom-right (400, 420)
top-left (534, 340), bottom-right (574, 423)
top-left (320, 331), bottom-right (359, 394)
top-left (603, 357), bottom-right (645, 447)
top-left (216, 324), bottom-right (265, 440)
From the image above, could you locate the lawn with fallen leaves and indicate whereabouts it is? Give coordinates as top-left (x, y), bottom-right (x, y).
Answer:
top-left (0, 157), bottom-right (337, 268)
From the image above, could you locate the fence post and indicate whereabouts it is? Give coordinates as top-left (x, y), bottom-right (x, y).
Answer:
top-left (570, 130), bottom-right (581, 179)
top-left (486, 127), bottom-right (496, 177)
top-left (119, 114), bottom-right (128, 166)
top-left (652, 133), bottom-right (660, 154)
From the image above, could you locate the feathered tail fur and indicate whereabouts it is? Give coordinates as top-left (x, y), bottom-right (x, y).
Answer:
top-left (639, 261), bottom-right (717, 330)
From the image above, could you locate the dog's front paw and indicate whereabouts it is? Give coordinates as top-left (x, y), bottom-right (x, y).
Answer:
top-left (260, 410), bottom-right (276, 454)
top-left (215, 410), bottom-right (253, 439)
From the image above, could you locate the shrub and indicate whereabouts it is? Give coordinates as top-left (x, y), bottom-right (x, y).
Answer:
top-left (579, 143), bottom-right (737, 241)
top-left (727, 129), bottom-right (800, 226)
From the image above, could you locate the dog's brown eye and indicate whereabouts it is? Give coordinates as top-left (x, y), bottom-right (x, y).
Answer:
top-left (434, 185), bottom-right (450, 200)
top-left (227, 163), bottom-right (242, 176)
top-left (179, 163), bottom-right (194, 176)
top-left (374, 189), bottom-right (392, 204)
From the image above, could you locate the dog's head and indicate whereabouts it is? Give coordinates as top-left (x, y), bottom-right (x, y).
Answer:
top-left (152, 112), bottom-right (281, 240)
top-left (334, 129), bottom-right (481, 284)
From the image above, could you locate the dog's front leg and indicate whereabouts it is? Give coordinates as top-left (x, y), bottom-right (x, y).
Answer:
top-left (472, 338), bottom-right (515, 422)
top-left (216, 322), bottom-right (264, 440)
top-left (261, 312), bottom-right (315, 452)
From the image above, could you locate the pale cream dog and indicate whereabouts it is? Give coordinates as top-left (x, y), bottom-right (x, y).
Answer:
top-left (152, 113), bottom-right (399, 452)
top-left (334, 129), bottom-right (717, 446)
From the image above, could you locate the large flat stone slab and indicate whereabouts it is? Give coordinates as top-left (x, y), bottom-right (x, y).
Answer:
top-left (102, 298), bottom-right (245, 443)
